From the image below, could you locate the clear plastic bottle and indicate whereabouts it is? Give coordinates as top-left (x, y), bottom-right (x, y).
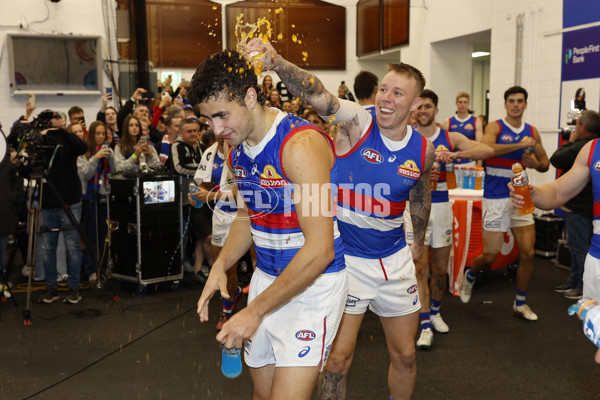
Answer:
top-left (221, 345), bottom-right (242, 378)
top-left (456, 166), bottom-right (464, 189)
top-left (511, 163), bottom-right (534, 214)
top-left (430, 162), bottom-right (440, 191)
top-left (188, 182), bottom-right (204, 209)
top-left (568, 299), bottom-right (600, 348)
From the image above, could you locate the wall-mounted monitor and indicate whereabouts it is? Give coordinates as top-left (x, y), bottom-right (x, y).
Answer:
top-left (7, 34), bottom-right (102, 95)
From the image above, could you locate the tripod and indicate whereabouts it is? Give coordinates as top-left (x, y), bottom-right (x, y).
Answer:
top-left (21, 173), bottom-right (116, 325)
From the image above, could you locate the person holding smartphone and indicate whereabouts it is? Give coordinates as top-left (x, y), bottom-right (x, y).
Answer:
top-left (77, 121), bottom-right (116, 282)
top-left (114, 115), bottom-right (161, 172)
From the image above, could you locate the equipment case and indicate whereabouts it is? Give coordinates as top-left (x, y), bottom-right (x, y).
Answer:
top-left (107, 173), bottom-right (184, 289)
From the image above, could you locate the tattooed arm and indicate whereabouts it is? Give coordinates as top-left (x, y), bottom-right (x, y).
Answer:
top-left (243, 38), bottom-right (369, 154)
top-left (408, 139), bottom-right (434, 264)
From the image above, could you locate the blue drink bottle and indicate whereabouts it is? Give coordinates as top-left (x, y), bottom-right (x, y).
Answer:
top-left (221, 345), bottom-right (242, 378)
top-left (188, 182), bottom-right (204, 209)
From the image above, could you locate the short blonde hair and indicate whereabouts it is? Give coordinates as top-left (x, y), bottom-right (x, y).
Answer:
top-left (456, 91), bottom-right (470, 102)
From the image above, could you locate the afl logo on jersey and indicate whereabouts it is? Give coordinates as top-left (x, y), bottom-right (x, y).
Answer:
top-left (397, 160), bottom-right (421, 179)
top-left (500, 134), bottom-right (513, 143)
top-left (295, 330), bottom-right (316, 341)
top-left (593, 160), bottom-right (600, 171)
top-left (407, 284), bottom-right (418, 294)
top-left (234, 166), bottom-right (247, 179)
top-left (361, 148), bottom-right (383, 164)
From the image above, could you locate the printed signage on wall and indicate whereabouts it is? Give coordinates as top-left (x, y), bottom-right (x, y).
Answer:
top-left (562, 25), bottom-right (600, 81)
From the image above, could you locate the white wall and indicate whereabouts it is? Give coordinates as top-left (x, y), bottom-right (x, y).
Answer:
top-left (487, 0), bottom-right (563, 186)
top-left (0, 0), bottom-right (112, 129)
top-left (0, 0), bottom-right (566, 182)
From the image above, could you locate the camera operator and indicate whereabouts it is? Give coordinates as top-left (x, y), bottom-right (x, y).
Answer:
top-left (37, 112), bottom-right (87, 304)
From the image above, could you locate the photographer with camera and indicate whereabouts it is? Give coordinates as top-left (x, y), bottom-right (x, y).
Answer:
top-left (33, 111), bottom-right (88, 304)
top-left (550, 110), bottom-right (600, 300)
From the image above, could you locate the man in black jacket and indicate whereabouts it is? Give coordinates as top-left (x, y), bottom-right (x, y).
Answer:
top-left (550, 110), bottom-right (600, 299)
top-left (36, 113), bottom-right (88, 304)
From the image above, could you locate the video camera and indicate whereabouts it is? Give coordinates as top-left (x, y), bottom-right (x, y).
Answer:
top-left (17, 110), bottom-right (64, 179)
top-left (561, 88), bottom-right (586, 141)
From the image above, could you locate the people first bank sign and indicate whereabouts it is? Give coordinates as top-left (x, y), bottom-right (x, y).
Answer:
top-left (562, 26), bottom-right (600, 81)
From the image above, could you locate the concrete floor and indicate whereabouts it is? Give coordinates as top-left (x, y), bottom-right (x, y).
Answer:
top-left (1, 257), bottom-right (600, 400)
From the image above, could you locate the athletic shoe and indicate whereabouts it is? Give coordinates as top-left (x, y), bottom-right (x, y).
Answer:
top-left (201, 265), bottom-right (210, 278)
top-left (40, 289), bottom-right (59, 304)
top-left (563, 288), bottom-right (583, 300)
top-left (430, 313), bottom-right (450, 333)
top-left (88, 273), bottom-right (97, 283)
top-left (459, 271), bottom-right (474, 304)
top-left (63, 289), bottom-right (82, 304)
top-left (2, 283), bottom-right (12, 299)
top-left (416, 328), bottom-right (433, 350)
top-left (513, 302), bottom-right (538, 321)
top-left (553, 283), bottom-right (573, 293)
top-left (57, 274), bottom-right (69, 283)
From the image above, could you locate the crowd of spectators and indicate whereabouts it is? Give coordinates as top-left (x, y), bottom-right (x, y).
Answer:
top-left (0, 74), bottom-right (348, 304)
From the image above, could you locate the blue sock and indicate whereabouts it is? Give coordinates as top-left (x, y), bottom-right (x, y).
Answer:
top-left (466, 269), bottom-right (476, 283)
top-left (419, 312), bottom-right (431, 330)
top-left (515, 289), bottom-right (527, 307)
top-left (430, 299), bottom-right (441, 316)
top-left (222, 287), bottom-right (241, 314)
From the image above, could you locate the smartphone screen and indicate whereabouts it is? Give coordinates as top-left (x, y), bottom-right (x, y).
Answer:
top-left (139, 135), bottom-right (148, 145)
top-left (105, 87), bottom-right (113, 100)
top-left (28, 94), bottom-right (36, 108)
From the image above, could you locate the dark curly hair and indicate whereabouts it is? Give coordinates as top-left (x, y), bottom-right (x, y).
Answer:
top-left (188, 50), bottom-right (264, 107)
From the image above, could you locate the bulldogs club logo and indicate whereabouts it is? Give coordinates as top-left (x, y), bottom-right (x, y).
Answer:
top-left (435, 144), bottom-right (449, 153)
top-left (361, 148), bottom-right (383, 164)
top-left (397, 160), bottom-right (421, 179)
top-left (260, 165), bottom-right (289, 188)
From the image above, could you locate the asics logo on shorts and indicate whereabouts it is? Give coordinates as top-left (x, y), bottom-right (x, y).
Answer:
top-left (413, 295), bottom-right (419, 305)
top-left (295, 330), bottom-right (316, 341)
top-left (298, 346), bottom-right (311, 357)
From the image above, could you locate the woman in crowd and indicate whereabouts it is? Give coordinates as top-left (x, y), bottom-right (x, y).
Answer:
top-left (260, 75), bottom-right (274, 101)
top-left (77, 121), bottom-right (115, 282)
top-left (114, 115), bottom-right (161, 172)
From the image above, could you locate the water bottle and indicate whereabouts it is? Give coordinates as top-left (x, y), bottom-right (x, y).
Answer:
top-left (221, 345), bottom-right (242, 378)
top-left (430, 162), bottom-right (440, 191)
top-left (568, 299), bottom-right (600, 348)
top-left (475, 167), bottom-right (484, 190)
top-left (445, 162), bottom-right (457, 190)
top-left (188, 182), bottom-right (204, 209)
top-left (456, 166), bottom-right (464, 189)
top-left (463, 168), bottom-right (472, 189)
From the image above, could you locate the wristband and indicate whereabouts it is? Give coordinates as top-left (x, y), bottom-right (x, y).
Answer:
top-left (131, 153), bottom-right (138, 160)
top-left (130, 96), bottom-right (135, 103)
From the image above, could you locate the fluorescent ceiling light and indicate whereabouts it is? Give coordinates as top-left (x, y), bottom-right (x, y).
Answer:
top-left (472, 51), bottom-right (490, 58)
